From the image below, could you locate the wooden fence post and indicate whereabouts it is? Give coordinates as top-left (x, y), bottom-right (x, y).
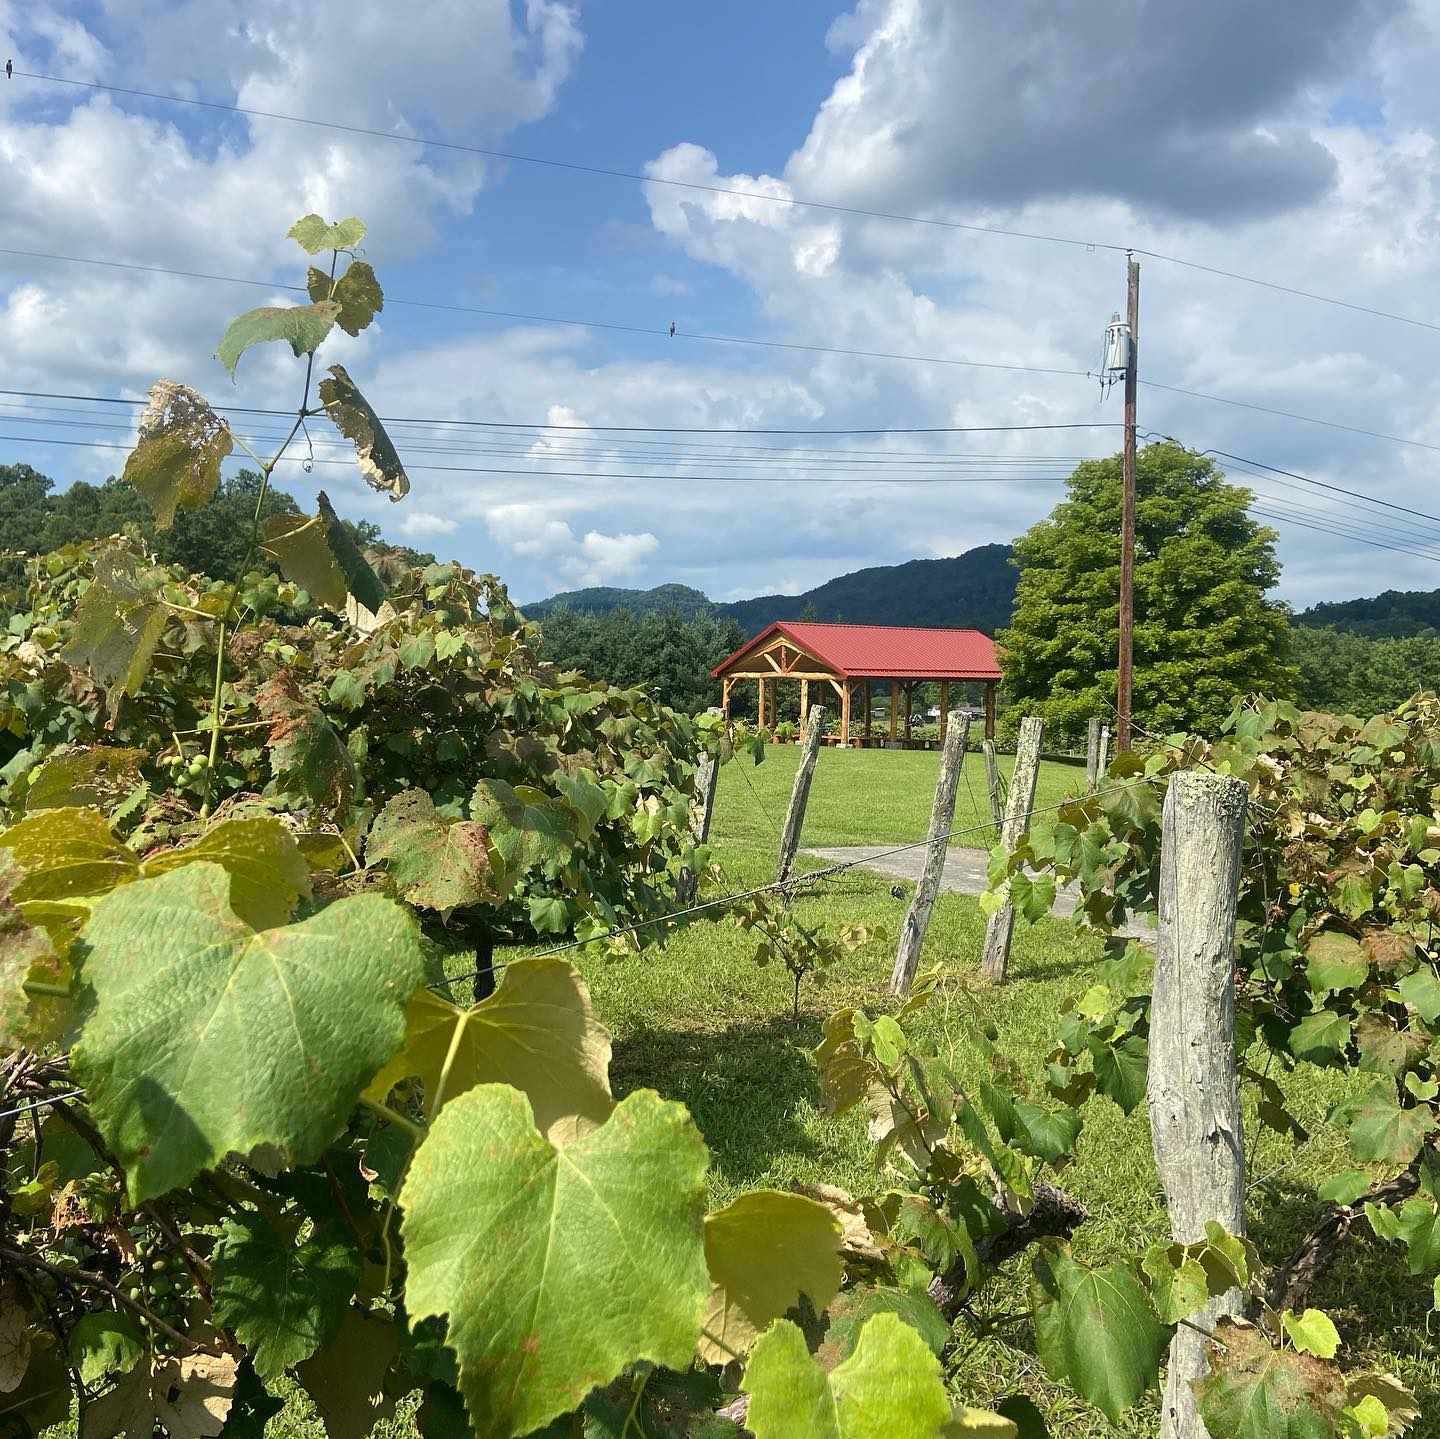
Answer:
top-left (677, 747), bottom-right (720, 904)
top-left (982, 740), bottom-right (1003, 829)
top-left (1085, 717), bottom-right (1103, 790)
top-left (776, 705), bottom-right (826, 884)
top-left (1150, 770), bottom-right (1248, 1439)
top-left (890, 711), bottom-right (970, 994)
top-left (979, 717), bottom-right (1043, 983)
top-left (1098, 723), bottom-right (1111, 778)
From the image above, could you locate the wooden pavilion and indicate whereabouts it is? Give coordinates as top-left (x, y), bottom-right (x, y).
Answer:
top-left (712, 621), bottom-right (1001, 746)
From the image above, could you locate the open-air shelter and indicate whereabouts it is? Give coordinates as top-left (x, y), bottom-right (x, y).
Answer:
top-left (712, 621), bottom-right (1001, 746)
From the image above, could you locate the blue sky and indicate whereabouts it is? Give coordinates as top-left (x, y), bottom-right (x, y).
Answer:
top-left (3, 0), bottom-right (1440, 609)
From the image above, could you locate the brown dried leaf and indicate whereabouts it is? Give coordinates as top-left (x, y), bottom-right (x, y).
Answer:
top-left (318, 365), bottom-right (410, 500)
top-left (0, 1277), bottom-right (31, 1393)
top-left (81, 1351), bottom-right (237, 1438)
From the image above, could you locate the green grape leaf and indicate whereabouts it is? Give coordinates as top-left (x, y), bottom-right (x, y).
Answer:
top-left (1281, 1309), bottom-right (1340, 1359)
top-left (698, 1190), bottom-right (843, 1364)
top-left (215, 302), bottom-right (341, 379)
top-left (1344, 1373), bottom-right (1419, 1435)
top-left (23, 745), bottom-right (149, 814)
top-left (257, 675), bottom-right (357, 815)
top-left (1288, 1010), bottom-right (1352, 1067)
top-left (295, 1310), bottom-right (398, 1439)
top-left (69, 1310), bottom-right (144, 1386)
top-left (73, 862), bottom-right (424, 1202)
top-left (317, 490), bottom-right (387, 613)
top-left (308, 261), bottom-right (384, 337)
top-left (528, 894), bottom-right (573, 934)
top-left (366, 957), bottom-right (613, 1138)
top-left (470, 778), bottom-right (578, 881)
top-left (122, 380), bottom-right (233, 528)
top-left (1192, 1319), bottom-right (1345, 1438)
top-left (1355, 1013), bottom-right (1427, 1077)
top-left (0, 851), bottom-right (68, 1050)
top-left (1397, 968), bottom-right (1440, 1024)
top-left (1390, 1196), bottom-right (1440, 1274)
top-left (819, 1286), bottom-right (951, 1365)
top-left (1088, 1033), bottom-right (1148, 1114)
top-left (1031, 1249), bottom-right (1167, 1424)
top-left (224, 1360), bottom-right (285, 1439)
top-left (262, 512), bottom-right (347, 611)
top-left (211, 1210), bottom-right (361, 1376)
top-left (1317, 1169), bottom-right (1372, 1205)
top-left (288, 214), bottom-right (367, 254)
top-left (400, 1085), bottom-right (710, 1439)
top-left (141, 816), bottom-right (313, 931)
top-left (1140, 1247), bottom-right (1209, 1324)
top-left (743, 1313), bottom-right (954, 1439)
top-left (318, 365), bottom-right (411, 501)
top-left (1344, 1083), bottom-right (1436, 1165)
top-left (367, 789), bottom-right (502, 918)
top-left (59, 549), bottom-right (168, 713)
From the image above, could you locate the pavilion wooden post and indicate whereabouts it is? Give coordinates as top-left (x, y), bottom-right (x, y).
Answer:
top-left (903, 683), bottom-right (913, 745)
top-left (776, 705), bottom-right (827, 884)
top-left (889, 681), bottom-right (899, 743)
top-left (677, 746), bottom-right (721, 903)
top-left (982, 740), bottom-right (1003, 829)
top-left (979, 716), bottom-right (1043, 983)
top-left (939, 681), bottom-right (950, 742)
top-left (864, 682), bottom-right (873, 742)
top-left (984, 681), bottom-right (996, 739)
top-left (1085, 717), bottom-right (1104, 791)
top-left (799, 678), bottom-right (810, 732)
top-left (891, 711), bottom-right (970, 995)
top-left (721, 677), bottom-right (732, 722)
top-left (1150, 771), bottom-right (1248, 1439)
top-left (756, 676), bottom-right (766, 731)
top-left (839, 683), bottom-right (851, 746)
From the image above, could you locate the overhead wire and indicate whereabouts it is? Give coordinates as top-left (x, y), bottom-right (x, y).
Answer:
top-left (12, 68), bottom-right (1440, 335)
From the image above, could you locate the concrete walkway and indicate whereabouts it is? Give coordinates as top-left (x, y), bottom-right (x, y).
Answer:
top-left (802, 845), bottom-right (1153, 940)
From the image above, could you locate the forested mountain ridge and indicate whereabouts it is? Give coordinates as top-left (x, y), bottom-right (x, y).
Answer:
top-left (524, 543), bottom-right (1020, 635)
top-left (1295, 587), bottom-right (1440, 638)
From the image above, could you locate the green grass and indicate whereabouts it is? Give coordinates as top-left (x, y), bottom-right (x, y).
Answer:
top-left (269, 746), bottom-right (1438, 1437)
top-left (711, 741), bottom-right (1086, 850)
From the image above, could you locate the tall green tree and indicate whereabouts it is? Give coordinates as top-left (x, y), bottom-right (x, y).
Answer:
top-left (998, 443), bottom-right (1292, 740)
top-left (1288, 623), bottom-right (1440, 714)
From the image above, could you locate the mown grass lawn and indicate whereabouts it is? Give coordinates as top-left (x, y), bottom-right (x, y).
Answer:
top-left (279, 743), bottom-right (1438, 1438)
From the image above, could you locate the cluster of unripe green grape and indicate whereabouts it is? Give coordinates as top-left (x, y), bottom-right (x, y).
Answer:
top-left (123, 1231), bottom-right (194, 1343)
top-left (161, 751), bottom-right (209, 785)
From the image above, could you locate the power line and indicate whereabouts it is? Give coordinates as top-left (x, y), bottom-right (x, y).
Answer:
top-left (12, 68), bottom-right (1440, 336)
top-left (7, 248), bottom-right (1439, 455)
top-left (1208, 448), bottom-right (1440, 529)
top-left (1249, 505), bottom-right (1440, 565)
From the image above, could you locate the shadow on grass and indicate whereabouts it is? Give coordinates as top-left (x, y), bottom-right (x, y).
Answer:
top-left (610, 1012), bottom-right (829, 1185)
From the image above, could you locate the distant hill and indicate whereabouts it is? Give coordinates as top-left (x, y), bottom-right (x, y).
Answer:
top-left (1295, 588), bottom-right (1440, 639)
top-left (523, 583), bottom-right (715, 622)
top-left (522, 544), bottom-right (1019, 636)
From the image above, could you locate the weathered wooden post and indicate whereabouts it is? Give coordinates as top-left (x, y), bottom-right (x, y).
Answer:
top-left (979, 716), bottom-right (1043, 983)
top-left (776, 705), bottom-right (826, 884)
top-left (1097, 723), bottom-right (1111, 778)
top-left (890, 711), bottom-right (970, 994)
top-left (1150, 771), bottom-right (1248, 1439)
top-left (1085, 717), bottom-right (1103, 790)
top-left (982, 739), bottom-right (1003, 829)
top-left (677, 747), bottom-right (721, 904)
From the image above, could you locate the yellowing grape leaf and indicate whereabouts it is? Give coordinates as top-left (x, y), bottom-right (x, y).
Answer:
top-left (262, 511), bottom-right (347, 610)
top-left (215, 302), bottom-right (341, 379)
top-left (366, 789), bottom-right (502, 919)
top-left (1, 806), bottom-right (139, 908)
top-left (367, 957), bottom-right (612, 1139)
top-left (1192, 1320), bottom-right (1346, 1439)
top-left (59, 549), bottom-right (169, 713)
top-left (122, 380), bottom-right (232, 528)
top-left (401, 1085), bottom-right (709, 1439)
top-left (469, 779), bottom-right (577, 883)
top-left (743, 1313), bottom-right (955, 1438)
top-left (81, 1352), bottom-right (237, 1439)
top-left (288, 214), bottom-right (366, 254)
top-left (318, 365), bottom-right (410, 501)
top-left (1281, 1309), bottom-right (1341, 1359)
top-left (698, 1190), bottom-right (843, 1364)
top-left (256, 675), bottom-right (357, 816)
top-left (308, 261), bottom-right (383, 336)
top-left (24, 745), bottom-right (148, 814)
top-left (0, 852), bottom-right (68, 1051)
top-left (141, 816), bottom-right (312, 931)
top-left (73, 862), bottom-right (424, 1202)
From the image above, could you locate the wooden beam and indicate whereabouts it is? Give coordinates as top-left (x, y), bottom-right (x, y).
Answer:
top-left (891, 710), bottom-right (970, 994)
top-left (939, 681), bottom-right (950, 742)
top-left (722, 670), bottom-right (837, 681)
top-left (840, 680), bottom-right (851, 746)
top-left (799, 678), bottom-right (809, 730)
top-left (722, 676), bottom-right (732, 722)
top-left (756, 675), bottom-right (766, 731)
top-left (828, 678), bottom-right (844, 698)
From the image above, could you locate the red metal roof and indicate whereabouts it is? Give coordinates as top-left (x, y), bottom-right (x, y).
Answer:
top-left (713, 621), bottom-right (1000, 681)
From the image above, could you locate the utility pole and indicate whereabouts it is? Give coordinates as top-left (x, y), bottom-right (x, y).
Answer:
top-left (1116, 253), bottom-right (1139, 752)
